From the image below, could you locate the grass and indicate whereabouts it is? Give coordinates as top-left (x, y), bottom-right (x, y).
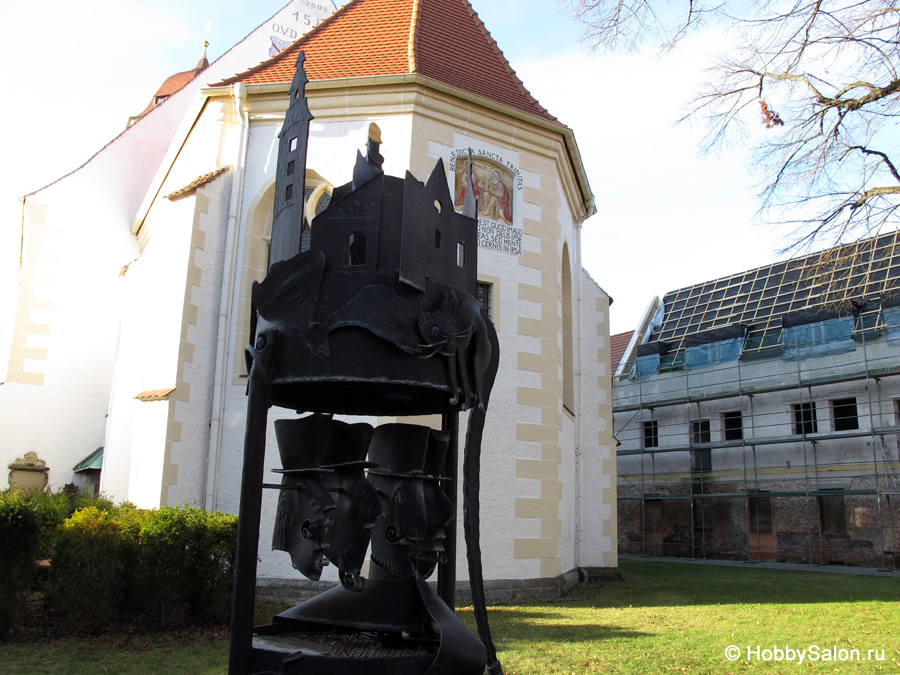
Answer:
top-left (2, 560), bottom-right (899, 674)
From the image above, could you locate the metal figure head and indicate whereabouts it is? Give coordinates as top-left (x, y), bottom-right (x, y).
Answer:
top-left (320, 421), bottom-right (380, 591)
top-left (414, 430), bottom-right (455, 578)
top-left (366, 424), bottom-right (431, 578)
top-left (271, 416), bottom-right (336, 580)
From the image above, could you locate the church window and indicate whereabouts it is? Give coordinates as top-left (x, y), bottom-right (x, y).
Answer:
top-left (285, 183), bottom-right (294, 201)
top-left (287, 160), bottom-right (295, 176)
top-left (457, 242), bottom-right (465, 268)
top-left (289, 137), bottom-right (298, 152)
top-left (435, 230), bottom-right (442, 249)
top-left (477, 282), bottom-right (493, 320)
top-left (234, 170), bottom-right (333, 381)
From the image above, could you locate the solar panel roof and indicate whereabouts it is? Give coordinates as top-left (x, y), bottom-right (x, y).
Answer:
top-left (644, 230), bottom-right (900, 357)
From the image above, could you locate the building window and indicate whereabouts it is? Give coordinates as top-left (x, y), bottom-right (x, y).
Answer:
top-left (692, 449), bottom-right (712, 473)
top-left (456, 242), bottom-right (465, 267)
top-left (818, 493), bottom-right (847, 535)
top-left (642, 420), bottom-right (659, 448)
top-left (476, 282), bottom-right (493, 320)
top-left (344, 231), bottom-right (366, 266)
top-left (831, 397), bottom-right (859, 431)
top-left (693, 497), bottom-right (712, 531)
top-left (792, 402), bottom-right (818, 435)
top-left (748, 495), bottom-right (773, 534)
top-left (690, 419), bottom-right (710, 445)
top-left (723, 411), bottom-right (743, 441)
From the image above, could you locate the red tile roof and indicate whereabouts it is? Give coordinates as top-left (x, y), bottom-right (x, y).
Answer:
top-left (137, 54), bottom-right (211, 117)
top-left (610, 331), bottom-right (634, 372)
top-left (218, 0), bottom-right (556, 122)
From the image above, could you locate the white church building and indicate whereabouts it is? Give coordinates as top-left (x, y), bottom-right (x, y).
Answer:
top-left (3, 0), bottom-right (617, 591)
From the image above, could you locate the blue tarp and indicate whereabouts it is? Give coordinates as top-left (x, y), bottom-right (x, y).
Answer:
top-left (635, 353), bottom-right (660, 378)
top-left (685, 336), bottom-right (745, 370)
top-left (781, 316), bottom-right (856, 361)
top-left (884, 307), bottom-right (900, 342)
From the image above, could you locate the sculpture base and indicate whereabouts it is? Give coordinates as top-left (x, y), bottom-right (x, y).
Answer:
top-left (251, 625), bottom-right (435, 674)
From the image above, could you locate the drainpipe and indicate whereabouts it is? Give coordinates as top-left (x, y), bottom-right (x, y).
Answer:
top-left (573, 221), bottom-right (585, 567)
top-left (205, 82), bottom-right (249, 511)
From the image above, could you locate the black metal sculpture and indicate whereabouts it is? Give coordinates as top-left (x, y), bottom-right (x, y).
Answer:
top-left (228, 51), bottom-right (503, 675)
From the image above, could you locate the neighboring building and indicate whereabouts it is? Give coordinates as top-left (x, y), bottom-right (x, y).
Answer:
top-left (5, 0), bottom-right (617, 594)
top-left (614, 232), bottom-right (900, 569)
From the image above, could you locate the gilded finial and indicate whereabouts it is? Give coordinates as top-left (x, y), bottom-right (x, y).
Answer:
top-left (368, 123), bottom-right (382, 144)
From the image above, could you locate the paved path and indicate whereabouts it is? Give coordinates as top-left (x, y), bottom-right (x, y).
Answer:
top-left (619, 554), bottom-right (898, 577)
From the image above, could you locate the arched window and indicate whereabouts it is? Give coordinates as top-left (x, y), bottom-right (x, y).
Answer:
top-left (233, 171), bottom-right (332, 380)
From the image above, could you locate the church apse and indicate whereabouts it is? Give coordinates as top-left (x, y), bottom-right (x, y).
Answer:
top-left (230, 52), bottom-right (505, 675)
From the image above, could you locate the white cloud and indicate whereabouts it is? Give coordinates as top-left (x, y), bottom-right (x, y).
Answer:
top-left (517, 38), bottom-right (786, 333)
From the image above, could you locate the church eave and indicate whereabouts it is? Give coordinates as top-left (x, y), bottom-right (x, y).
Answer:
top-left (200, 73), bottom-right (595, 219)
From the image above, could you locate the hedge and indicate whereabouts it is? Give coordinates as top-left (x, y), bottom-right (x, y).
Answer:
top-left (0, 492), bottom-right (41, 639)
top-left (0, 489), bottom-right (237, 637)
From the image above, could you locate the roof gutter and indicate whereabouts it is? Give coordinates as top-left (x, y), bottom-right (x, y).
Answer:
top-left (201, 73), bottom-right (597, 223)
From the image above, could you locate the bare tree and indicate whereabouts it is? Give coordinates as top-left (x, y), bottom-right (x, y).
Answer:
top-left (567, 1), bottom-right (900, 254)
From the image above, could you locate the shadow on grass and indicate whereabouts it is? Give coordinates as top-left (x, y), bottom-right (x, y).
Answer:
top-left (455, 606), bottom-right (652, 645)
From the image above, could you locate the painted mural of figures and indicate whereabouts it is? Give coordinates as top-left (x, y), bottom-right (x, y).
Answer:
top-left (454, 164), bottom-right (480, 209)
top-left (483, 168), bottom-right (512, 224)
top-left (454, 158), bottom-right (514, 227)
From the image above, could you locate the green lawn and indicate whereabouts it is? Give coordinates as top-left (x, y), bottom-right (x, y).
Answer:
top-left (3, 560), bottom-right (899, 674)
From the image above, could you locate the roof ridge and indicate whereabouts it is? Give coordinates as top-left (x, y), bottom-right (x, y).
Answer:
top-left (408, 0), bottom-right (421, 73)
top-left (219, 0), bottom-right (363, 87)
top-left (218, 0), bottom-right (558, 123)
top-left (458, 0), bottom-right (553, 120)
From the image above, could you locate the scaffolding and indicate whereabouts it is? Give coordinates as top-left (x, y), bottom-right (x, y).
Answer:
top-left (614, 309), bottom-right (900, 570)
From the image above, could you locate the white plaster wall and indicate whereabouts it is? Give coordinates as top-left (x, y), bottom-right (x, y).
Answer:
top-left (1, 1), bottom-right (336, 494)
top-left (166, 177), bottom-right (233, 507)
top-left (2, 170), bottom-right (140, 489)
top-left (127, 400), bottom-right (170, 506)
top-left (101, 195), bottom-right (196, 505)
top-left (580, 270), bottom-right (615, 566)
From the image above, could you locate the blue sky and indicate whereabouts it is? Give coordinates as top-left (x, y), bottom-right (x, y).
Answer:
top-left (1, 0), bottom-right (787, 334)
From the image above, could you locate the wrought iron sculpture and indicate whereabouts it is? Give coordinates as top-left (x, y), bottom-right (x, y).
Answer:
top-left (228, 52), bottom-right (503, 675)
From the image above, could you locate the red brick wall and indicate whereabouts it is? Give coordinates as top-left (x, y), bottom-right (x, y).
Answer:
top-left (618, 477), bottom-right (899, 568)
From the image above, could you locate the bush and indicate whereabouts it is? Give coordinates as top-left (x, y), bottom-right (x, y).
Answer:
top-left (49, 507), bottom-right (125, 631)
top-left (187, 509), bottom-right (238, 624)
top-left (0, 492), bottom-right (41, 639)
top-left (20, 488), bottom-right (116, 559)
top-left (137, 507), bottom-right (238, 626)
top-left (45, 503), bottom-right (238, 630)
